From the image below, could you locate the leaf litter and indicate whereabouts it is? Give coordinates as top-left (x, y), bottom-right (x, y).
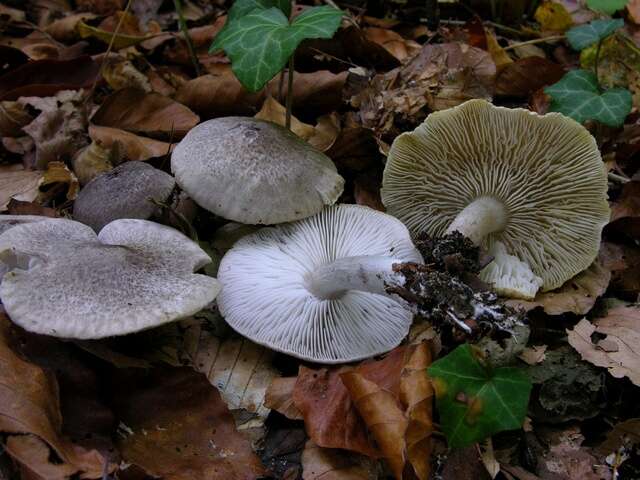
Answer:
top-left (1, 0), bottom-right (640, 478)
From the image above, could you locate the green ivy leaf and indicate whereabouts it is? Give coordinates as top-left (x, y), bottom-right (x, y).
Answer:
top-left (586, 0), bottom-right (628, 14)
top-left (428, 344), bottom-right (531, 449)
top-left (544, 70), bottom-right (632, 127)
top-left (211, 5), bottom-right (343, 92)
top-left (227, 0), bottom-right (291, 24)
top-left (566, 18), bottom-right (624, 50)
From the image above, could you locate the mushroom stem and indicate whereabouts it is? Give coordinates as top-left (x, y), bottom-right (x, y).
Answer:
top-left (304, 255), bottom-right (404, 300)
top-left (445, 196), bottom-right (508, 244)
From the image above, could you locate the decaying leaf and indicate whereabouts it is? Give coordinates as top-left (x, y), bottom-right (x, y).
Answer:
top-left (254, 96), bottom-right (339, 152)
top-left (495, 57), bottom-right (565, 97)
top-left (71, 141), bottom-right (117, 186)
top-left (193, 330), bottom-right (280, 428)
top-left (294, 343), bottom-right (433, 479)
top-left (91, 87), bottom-right (199, 139)
top-left (89, 125), bottom-right (172, 161)
top-left (101, 58), bottom-right (152, 92)
top-left (362, 27), bottom-right (421, 62)
top-left (0, 313), bottom-right (110, 478)
top-left (595, 418), bottom-right (640, 457)
top-left (0, 101), bottom-right (33, 137)
top-left (518, 345), bottom-right (547, 365)
top-left (567, 307), bottom-right (640, 386)
top-left (265, 377), bottom-right (303, 420)
top-left (112, 367), bottom-right (266, 480)
top-left (506, 261), bottom-right (611, 315)
top-left (301, 440), bottom-right (380, 480)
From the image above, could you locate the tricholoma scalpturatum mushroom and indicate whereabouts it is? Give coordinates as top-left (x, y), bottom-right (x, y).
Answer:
top-left (216, 204), bottom-right (423, 364)
top-left (0, 217), bottom-right (220, 338)
top-left (382, 99), bottom-right (610, 300)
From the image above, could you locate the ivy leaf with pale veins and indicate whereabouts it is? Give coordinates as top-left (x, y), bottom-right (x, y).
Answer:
top-left (428, 344), bottom-right (531, 449)
top-left (216, 0), bottom-right (291, 32)
top-left (566, 18), bottom-right (624, 51)
top-left (545, 70), bottom-right (632, 127)
top-left (211, 6), bottom-right (343, 92)
top-left (586, 0), bottom-right (628, 14)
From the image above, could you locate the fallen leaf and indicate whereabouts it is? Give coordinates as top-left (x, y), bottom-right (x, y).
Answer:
top-left (193, 330), bottom-right (280, 428)
top-left (77, 20), bottom-right (152, 49)
top-left (254, 96), bottom-right (339, 152)
top-left (0, 164), bottom-right (42, 210)
top-left (0, 101), bottom-right (33, 137)
top-left (518, 345), bottom-right (547, 365)
top-left (101, 58), bottom-right (152, 92)
top-left (595, 418), bottom-right (640, 456)
top-left (354, 171), bottom-right (385, 211)
top-left (495, 57), bottom-right (565, 97)
top-left (485, 30), bottom-right (512, 70)
top-left (71, 141), bottom-right (117, 186)
top-left (630, 0), bottom-right (640, 23)
top-left (19, 90), bottom-right (89, 168)
top-left (89, 125), bottom-right (172, 161)
top-left (506, 261), bottom-right (611, 315)
top-left (45, 12), bottom-right (99, 42)
top-left (7, 199), bottom-right (59, 217)
top-left (611, 180), bottom-right (640, 222)
top-left (568, 307), bottom-right (640, 386)
top-left (91, 88), bottom-right (199, 139)
top-left (0, 55), bottom-right (100, 101)
top-left (535, 1), bottom-right (574, 32)
top-left (478, 439), bottom-right (500, 479)
top-left (265, 377), bottom-right (304, 420)
top-left (111, 367), bottom-right (266, 480)
top-left (0, 313), bottom-right (109, 478)
top-left (362, 27), bottom-right (421, 62)
top-left (301, 440), bottom-right (380, 480)
top-left (76, 0), bottom-right (124, 15)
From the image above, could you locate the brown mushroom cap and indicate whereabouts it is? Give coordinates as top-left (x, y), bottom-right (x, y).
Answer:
top-left (381, 99), bottom-right (610, 293)
top-left (171, 117), bottom-right (344, 224)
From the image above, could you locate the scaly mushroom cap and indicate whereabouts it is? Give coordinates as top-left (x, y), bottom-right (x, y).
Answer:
top-left (171, 117), bottom-right (345, 224)
top-left (73, 161), bottom-right (175, 232)
top-left (0, 218), bottom-right (220, 338)
top-left (381, 99), bottom-right (610, 292)
top-left (217, 204), bottom-right (423, 363)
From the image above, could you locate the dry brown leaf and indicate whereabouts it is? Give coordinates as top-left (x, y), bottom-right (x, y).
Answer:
top-left (45, 12), bottom-right (98, 42)
top-left (628, 0), bottom-right (640, 24)
top-left (193, 331), bottom-right (280, 427)
top-left (0, 161), bottom-right (77, 210)
top-left (478, 439), bottom-right (500, 479)
top-left (485, 30), bottom-right (513, 70)
top-left (495, 57), bottom-right (565, 97)
top-left (0, 313), bottom-right (109, 478)
top-left (568, 307), bottom-right (640, 386)
top-left (595, 418), bottom-right (640, 456)
top-left (89, 125), bottom-right (172, 161)
top-left (506, 261), bottom-right (611, 315)
top-left (112, 367), bottom-right (265, 480)
top-left (610, 180), bottom-right (640, 222)
top-left (71, 141), bottom-right (116, 185)
top-left (91, 88), bottom-right (199, 139)
top-left (254, 96), bottom-right (339, 152)
top-left (102, 58), bottom-right (152, 92)
top-left (301, 440), bottom-right (380, 480)
top-left (518, 345), bottom-right (547, 365)
top-left (19, 90), bottom-right (89, 168)
top-left (0, 101), bottom-right (33, 137)
top-left (265, 377), bottom-right (304, 420)
top-left (362, 27), bottom-right (421, 62)
top-left (354, 172), bottom-right (384, 211)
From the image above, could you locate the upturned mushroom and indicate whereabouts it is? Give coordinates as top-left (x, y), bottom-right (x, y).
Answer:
top-left (171, 117), bottom-right (345, 225)
top-left (216, 204), bottom-right (423, 363)
top-left (73, 161), bottom-right (176, 232)
top-left (0, 217), bottom-right (220, 338)
top-left (381, 99), bottom-right (610, 300)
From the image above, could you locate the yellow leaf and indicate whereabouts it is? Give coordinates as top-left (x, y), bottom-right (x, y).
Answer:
top-left (534, 1), bottom-right (573, 32)
top-left (76, 21), bottom-right (150, 49)
top-left (485, 29), bottom-right (513, 70)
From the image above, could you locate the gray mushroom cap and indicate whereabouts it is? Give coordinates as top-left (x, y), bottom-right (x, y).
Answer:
top-left (216, 204), bottom-right (422, 363)
top-left (0, 218), bottom-right (220, 338)
top-left (171, 117), bottom-right (345, 224)
top-left (382, 99), bottom-right (610, 295)
top-left (73, 161), bottom-right (175, 232)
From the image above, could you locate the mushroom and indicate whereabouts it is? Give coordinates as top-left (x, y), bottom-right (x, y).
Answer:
top-left (216, 204), bottom-right (423, 364)
top-left (73, 161), bottom-right (175, 232)
top-left (171, 117), bottom-right (345, 224)
top-left (381, 99), bottom-right (609, 300)
top-left (0, 217), bottom-right (219, 338)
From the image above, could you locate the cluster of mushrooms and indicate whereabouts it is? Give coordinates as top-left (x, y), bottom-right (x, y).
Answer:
top-left (0, 100), bottom-right (610, 364)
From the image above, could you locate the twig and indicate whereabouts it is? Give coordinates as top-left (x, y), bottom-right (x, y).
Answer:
top-left (503, 34), bottom-right (565, 51)
top-left (608, 172), bottom-right (630, 184)
top-left (447, 310), bottom-right (472, 334)
top-left (285, 56), bottom-right (294, 131)
top-left (595, 38), bottom-right (603, 88)
top-left (173, 0), bottom-right (201, 76)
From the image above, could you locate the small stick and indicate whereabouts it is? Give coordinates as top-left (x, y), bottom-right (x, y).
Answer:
top-left (173, 0), bottom-right (201, 76)
top-left (447, 310), bottom-right (472, 334)
top-left (285, 56), bottom-right (294, 131)
top-left (503, 35), bottom-right (565, 51)
top-left (608, 172), bottom-right (630, 184)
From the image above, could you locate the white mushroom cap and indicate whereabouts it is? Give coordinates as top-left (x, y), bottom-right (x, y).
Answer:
top-left (171, 117), bottom-right (345, 224)
top-left (73, 161), bottom-right (175, 232)
top-left (216, 204), bottom-right (423, 364)
top-left (0, 218), bottom-right (220, 338)
top-left (382, 99), bottom-right (610, 295)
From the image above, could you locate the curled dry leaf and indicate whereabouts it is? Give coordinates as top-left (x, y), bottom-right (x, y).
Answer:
top-left (0, 162), bottom-right (78, 211)
top-left (193, 330), bottom-right (280, 428)
top-left (362, 27), bottom-right (421, 62)
top-left (254, 96), bottom-right (339, 152)
top-left (0, 101), bottom-right (33, 137)
top-left (301, 440), bottom-right (380, 480)
top-left (71, 141), bottom-right (116, 186)
top-left (91, 88), bottom-right (199, 139)
top-left (101, 58), bottom-right (152, 92)
top-left (265, 377), bottom-right (303, 420)
top-left (0, 55), bottom-right (100, 101)
top-left (45, 13), bottom-right (99, 42)
top-left (519, 345), bottom-right (548, 365)
top-left (0, 313), bottom-right (109, 478)
top-left (89, 125), bottom-right (172, 161)
top-left (293, 343), bottom-right (433, 480)
top-left (112, 367), bottom-right (266, 480)
top-left (506, 261), bottom-right (611, 315)
top-left (568, 307), bottom-right (640, 386)
top-left (595, 418), bottom-right (640, 457)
